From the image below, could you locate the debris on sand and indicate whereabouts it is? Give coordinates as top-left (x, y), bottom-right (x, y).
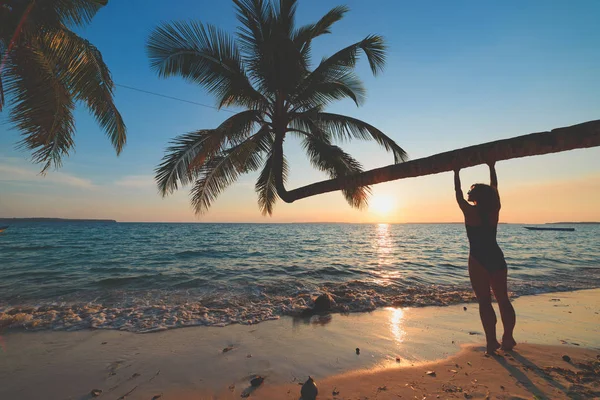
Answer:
top-left (301, 376), bottom-right (318, 399)
top-left (250, 376), bottom-right (264, 387)
top-left (90, 389), bottom-right (102, 397)
top-left (426, 371), bottom-right (436, 377)
top-left (222, 346), bottom-right (234, 353)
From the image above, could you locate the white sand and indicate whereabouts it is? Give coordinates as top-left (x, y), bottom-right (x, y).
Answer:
top-left (0, 289), bottom-right (597, 399)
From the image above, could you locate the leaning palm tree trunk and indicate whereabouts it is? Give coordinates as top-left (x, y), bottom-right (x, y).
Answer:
top-left (284, 119), bottom-right (600, 202)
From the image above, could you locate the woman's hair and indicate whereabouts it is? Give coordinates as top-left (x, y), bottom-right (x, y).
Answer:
top-left (469, 183), bottom-right (500, 216)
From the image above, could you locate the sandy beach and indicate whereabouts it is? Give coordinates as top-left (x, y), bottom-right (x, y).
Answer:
top-left (251, 343), bottom-right (600, 400)
top-left (0, 289), bottom-right (598, 399)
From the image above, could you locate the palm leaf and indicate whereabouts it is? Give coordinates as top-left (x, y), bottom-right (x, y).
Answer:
top-left (234, 0), bottom-right (304, 95)
top-left (187, 109), bottom-right (264, 170)
top-left (190, 129), bottom-right (271, 214)
top-left (147, 20), bottom-right (267, 109)
top-left (293, 5), bottom-right (348, 53)
top-left (41, 28), bottom-right (126, 154)
top-left (273, 0), bottom-right (298, 36)
top-left (0, 72), bottom-right (4, 112)
top-left (316, 35), bottom-right (386, 77)
top-left (315, 112), bottom-right (408, 163)
top-left (0, 37), bottom-right (4, 110)
top-left (293, 70), bottom-right (366, 109)
top-left (5, 42), bottom-right (75, 172)
top-left (301, 133), bottom-right (370, 208)
top-left (294, 35), bottom-right (386, 107)
top-left (28, 0), bottom-right (106, 29)
top-left (233, 0), bottom-right (271, 55)
top-left (256, 151), bottom-right (288, 216)
top-left (156, 130), bottom-right (223, 196)
top-left (156, 110), bottom-right (265, 196)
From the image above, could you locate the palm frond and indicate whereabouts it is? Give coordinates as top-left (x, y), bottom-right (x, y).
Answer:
top-left (293, 5), bottom-right (348, 52)
top-left (190, 129), bottom-right (271, 214)
top-left (187, 109), bottom-right (264, 170)
top-left (233, 0), bottom-right (271, 54)
top-left (234, 0), bottom-right (306, 95)
top-left (156, 130), bottom-right (222, 196)
top-left (41, 28), bottom-right (126, 154)
top-left (0, 38), bottom-right (4, 111)
top-left (294, 35), bottom-right (386, 107)
top-left (255, 151), bottom-right (288, 216)
top-left (317, 35), bottom-right (386, 76)
top-left (0, 72), bottom-right (4, 112)
top-left (301, 133), bottom-right (370, 208)
top-left (273, 0), bottom-right (298, 36)
top-left (315, 112), bottom-right (408, 163)
top-left (29, 0), bottom-right (106, 29)
top-left (5, 43), bottom-right (75, 172)
top-left (293, 70), bottom-right (366, 109)
top-left (147, 21), bottom-right (267, 109)
top-left (156, 110), bottom-right (266, 196)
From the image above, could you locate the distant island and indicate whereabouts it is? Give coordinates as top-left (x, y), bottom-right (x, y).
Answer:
top-left (546, 222), bottom-right (600, 225)
top-left (0, 218), bottom-right (117, 224)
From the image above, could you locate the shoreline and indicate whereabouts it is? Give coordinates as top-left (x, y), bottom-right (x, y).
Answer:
top-left (2, 284), bottom-right (597, 333)
top-left (0, 288), bottom-right (598, 399)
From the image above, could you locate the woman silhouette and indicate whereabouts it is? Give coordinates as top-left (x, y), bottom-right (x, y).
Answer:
top-left (454, 161), bottom-right (516, 353)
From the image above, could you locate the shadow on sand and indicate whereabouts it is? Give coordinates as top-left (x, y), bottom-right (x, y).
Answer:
top-left (491, 349), bottom-right (570, 400)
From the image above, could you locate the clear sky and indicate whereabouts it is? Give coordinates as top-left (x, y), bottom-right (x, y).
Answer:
top-left (1, 0), bottom-right (599, 223)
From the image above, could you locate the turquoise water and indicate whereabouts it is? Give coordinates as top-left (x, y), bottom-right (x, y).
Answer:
top-left (0, 222), bottom-right (598, 332)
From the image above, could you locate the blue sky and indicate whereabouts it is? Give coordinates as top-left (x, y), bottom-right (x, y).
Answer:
top-left (1, 0), bottom-right (599, 222)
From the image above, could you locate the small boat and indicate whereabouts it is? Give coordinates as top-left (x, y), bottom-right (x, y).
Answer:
top-left (524, 226), bottom-right (575, 232)
top-left (0, 226), bottom-right (8, 233)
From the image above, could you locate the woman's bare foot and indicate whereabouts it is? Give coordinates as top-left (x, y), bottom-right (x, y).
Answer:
top-left (501, 336), bottom-right (517, 351)
top-left (486, 341), bottom-right (501, 354)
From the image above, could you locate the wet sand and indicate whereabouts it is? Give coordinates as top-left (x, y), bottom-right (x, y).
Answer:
top-left (0, 289), bottom-right (598, 399)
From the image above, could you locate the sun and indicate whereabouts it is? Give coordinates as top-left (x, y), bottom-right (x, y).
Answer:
top-left (370, 195), bottom-right (394, 215)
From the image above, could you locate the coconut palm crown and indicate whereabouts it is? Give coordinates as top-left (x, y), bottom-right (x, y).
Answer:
top-left (0, 0), bottom-right (126, 172)
top-left (149, 0), bottom-right (408, 216)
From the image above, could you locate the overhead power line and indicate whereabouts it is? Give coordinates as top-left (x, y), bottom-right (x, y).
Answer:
top-left (115, 83), bottom-right (237, 114)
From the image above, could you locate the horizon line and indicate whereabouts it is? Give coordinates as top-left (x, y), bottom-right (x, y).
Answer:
top-left (2, 217), bottom-right (598, 225)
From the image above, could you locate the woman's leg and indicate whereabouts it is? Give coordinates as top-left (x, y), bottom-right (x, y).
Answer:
top-left (490, 268), bottom-right (517, 350)
top-left (468, 256), bottom-right (500, 353)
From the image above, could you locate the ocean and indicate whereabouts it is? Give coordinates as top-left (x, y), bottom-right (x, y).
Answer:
top-left (0, 222), bottom-right (598, 332)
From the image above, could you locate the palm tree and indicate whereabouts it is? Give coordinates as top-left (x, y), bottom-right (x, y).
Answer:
top-left (0, 0), bottom-right (126, 172)
top-left (283, 119), bottom-right (600, 202)
top-left (149, 0), bottom-right (407, 216)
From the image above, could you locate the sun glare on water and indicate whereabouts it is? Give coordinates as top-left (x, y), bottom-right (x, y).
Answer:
top-left (370, 195), bottom-right (394, 215)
